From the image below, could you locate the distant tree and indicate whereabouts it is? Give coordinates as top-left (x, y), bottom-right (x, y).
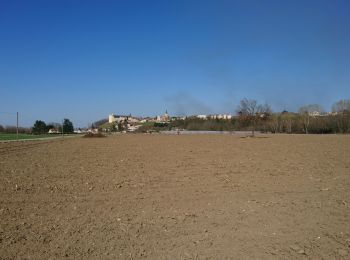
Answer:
top-left (0, 124), bottom-right (4, 132)
top-left (4, 126), bottom-right (17, 134)
top-left (2, 125), bottom-right (30, 134)
top-left (299, 104), bottom-right (323, 114)
top-left (46, 124), bottom-right (55, 131)
top-left (259, 102), bottom-right (272, 133)
top-left (298, 104), bottom-right (323, 134)
top-left (332, 99), bottom-right (350, 133)
top-left (332, 99), bottom-right (350, 113)
top-left (117, 121), bottom-right (124, 132)
top-left (280, 111), bottom-right (294, 133)
top-left (236, 98), bottom-right (271, 136)
top-left (121, 118), bottom-right (129, 131)
top-left (47, 122), bottom-right (61, 130)
top-left (62, 118), bottom-right (74, 134)
top-left (32, 120), bottom-right (47, 135)
top-left (267, 113), bottom-right (280, 133)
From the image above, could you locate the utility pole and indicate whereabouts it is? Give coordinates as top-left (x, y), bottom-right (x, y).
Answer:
top-left (16, 112), bottom-right (19, 141)
top-left (62, 119), bottom-right (64, 138)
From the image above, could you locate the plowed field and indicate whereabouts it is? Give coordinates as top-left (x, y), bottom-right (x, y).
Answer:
top-left (1, 134), bottom-right (349, 259)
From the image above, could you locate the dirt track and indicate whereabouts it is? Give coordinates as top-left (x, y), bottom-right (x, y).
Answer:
top-left (1, 134), bottom-right (349, 259)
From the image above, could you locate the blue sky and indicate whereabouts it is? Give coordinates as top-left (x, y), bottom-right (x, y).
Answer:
top-left (1, 0), bottom-right (349, 127)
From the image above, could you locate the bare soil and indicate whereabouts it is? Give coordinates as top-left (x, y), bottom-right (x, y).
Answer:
top-left (0, 134), bottom-right (350, 259)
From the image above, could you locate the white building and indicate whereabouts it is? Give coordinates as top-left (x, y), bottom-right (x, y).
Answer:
top-left (308, 111), bottom-right (321, 117)
top-left (48, 128), bottom-right (60, 134)
top-left (210, 114), bottom-right (232, 120)
top-left (109, 114), bottom-right (127, 123)
top-left (197, 115), bottom-right (207, 119)
top-left (156, 110), bottom-right (170, 122)
top-left (109, 114), bottom-right (140, 123)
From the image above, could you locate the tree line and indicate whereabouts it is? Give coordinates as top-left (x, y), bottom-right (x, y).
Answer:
top-left (170, 98), bottom-right (350, 135)
top-left (0, 125), bottom-right (31, 134)
top-left (31, 119), bottom-right (74, 134)
top-left (2, 99), bottom-right (349, 136)
top-left (245, 99), bottom-right (350, 135)
top-left (0, 118), bottom-right (74, 135)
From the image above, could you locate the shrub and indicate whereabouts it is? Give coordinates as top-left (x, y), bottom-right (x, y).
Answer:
top-left (83, 132), bottom-right (106, 138)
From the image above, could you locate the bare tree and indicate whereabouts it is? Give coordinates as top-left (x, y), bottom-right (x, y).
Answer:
top-left (298, 104), bottom-right (323, 134)
top-left (280, 111), bottom-right (294, 133)
top-left (332, 99), bottom-right (350, 133)
top-left (332, 99), bottom-right (350, 113)
top-left (237, 98), bottom-right (271, 136)
top-left (268, 113), bottom-right (280, 133)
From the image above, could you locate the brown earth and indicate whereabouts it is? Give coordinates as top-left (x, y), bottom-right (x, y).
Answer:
top-left (0, 134), bottom-right (349, 259)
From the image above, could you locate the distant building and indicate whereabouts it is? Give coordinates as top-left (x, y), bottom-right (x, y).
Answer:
top-left (109, 114), bottom-right (140, 124)
top-left (156, 110), bottom-right (170, 122)
top-left (88, 128), bottom-right (99, 134)
top-left (107, 113), bottom-right (141, 132)
top-left (109, 114), bottom-right (128, 123)
top-left (140, 117), bottom-right (156, 123)
top-left (127, 125), bottom-right (142, 132)
top-left (48, 128), bottom-right (60, 134)
top-left (308, 111), bottom-right (321, 117)
top-left (210, 114), bottom-right (232, 120)
top-left (170, 116), bottom-right (185, 121)
top-left (197, 115), bottom-right (208, 119)
top-left (74, 129), bottom-right (86, 134)
top-left (328, 111), bottom-right (339, 116)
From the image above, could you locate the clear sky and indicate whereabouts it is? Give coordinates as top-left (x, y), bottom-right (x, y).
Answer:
top-left (1, 0), bottom-right (349, 127)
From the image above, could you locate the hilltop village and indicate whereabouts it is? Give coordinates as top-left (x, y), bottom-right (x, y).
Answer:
top-left (101, 111), bottom-right (234, 132)
top-left (2, 99), bottom-right (347, 136)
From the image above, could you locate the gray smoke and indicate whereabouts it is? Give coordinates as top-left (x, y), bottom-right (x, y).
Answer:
top-left (164, 92), bottom-right (212, 116)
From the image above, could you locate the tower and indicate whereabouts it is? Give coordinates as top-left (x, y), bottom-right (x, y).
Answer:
top-left (108, 114), bottom-right (116, 123)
